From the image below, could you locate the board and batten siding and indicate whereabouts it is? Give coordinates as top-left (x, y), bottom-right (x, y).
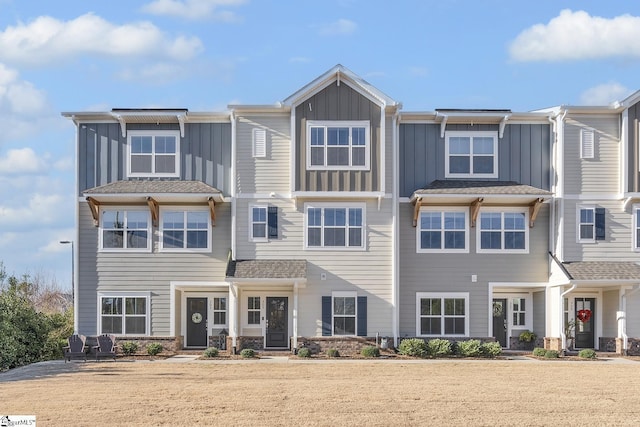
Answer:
top-left (77, 201), bottom-right (231, 336)
top-left (399, 123), bottom-right (551, 197)
top-left (398, 203), bottom-right (550, 337)
top-left (563, 115), bottom-right (620, 195)
top-left (294, 81), bottom-right (382, 192)
top-left (235, 114), bottom-right (291, 195)
top-left (235, 198), bottom-right (394, 336)
top-left (77, 122), bottom-right (232, 195)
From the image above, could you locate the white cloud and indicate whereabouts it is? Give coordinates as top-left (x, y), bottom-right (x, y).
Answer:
top-left (116, 62), bottom-right (190, 84)
top-left (579, 82), bottom-right (633, 105)
top-left (0, 192), bottom-right (66, 226)
top-left (316, 19), bottom-right (357, 36)
top-left (0, 63), bottom-right (48, 115)
top-left (0, 147), bottom-right (49, 174)
top-left (510, 9), bottom-right (640, 62)
top-left (141, 0), bottom-right (246, 21)
top-left (0, 13), bottom-right (203, 66)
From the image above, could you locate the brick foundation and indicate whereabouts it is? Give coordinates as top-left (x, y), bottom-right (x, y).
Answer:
top-left (86, 336), bottom-right (181, 356)
top-left (544, 337), bottom-right (562, 351)
top-left (296, 336), bottom-right (380, 355)
top-left (508, 337), bottom-right (544, 350)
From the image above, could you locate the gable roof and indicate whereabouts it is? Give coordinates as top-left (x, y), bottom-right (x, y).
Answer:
top-left (282, 64), bottom-right (398, 108)
top-left (562, 261), bottom-right (640, 282)
top-left (411, 180), bottom-right (552, 205)
top-left (83, 180), bottom-right (224, 203)
top-left (226, 259), bottom-right (307, 280)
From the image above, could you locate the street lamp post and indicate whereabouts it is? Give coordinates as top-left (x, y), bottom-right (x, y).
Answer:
top-left (59, 240), bottom-right (74, 306)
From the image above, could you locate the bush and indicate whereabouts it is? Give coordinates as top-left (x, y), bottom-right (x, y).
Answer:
top-left (297, 348), bottom-right (311, 358)
top-left (146, 343), bottom-right (163, 357)
top-left (518, 330), bottom-right (537, 343)
top-left (578, 349), bottom-right (597, 359)
top-left (544, 350), bottom-right (559, 359)
top-left (427, 339), bottom-right (453, 357)
top-left (203, 347), bottom-right (219, 358)
top-left (240, 348), bottom-right (255, 358)
top-left (481, 342), bottom-right (502, 358)
top-left (398, 338), bottom-right (427, 358)
top-left (121, 342), bottom-right (138, 356)
top-left (326, 348), bottom-right (340, 358)
top-left (457, 340), bottom-right (482, 357)
top-left (361, 346), bottom-right (380, 358)
top-left (532, 347), bottom-right (547, 357)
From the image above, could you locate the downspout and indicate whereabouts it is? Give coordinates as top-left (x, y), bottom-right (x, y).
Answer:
top-left (620, 285), bottom-right (640, 354)
top-left (560, 284), bottom-right (576, 352)
top-left (392, 110), bottom-right (400, 346)
top-left (229, 110), bottom-right (237, 350)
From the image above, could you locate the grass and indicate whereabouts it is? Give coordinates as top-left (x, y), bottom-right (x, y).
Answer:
top-left (2, 358), bottom-right (640, 425)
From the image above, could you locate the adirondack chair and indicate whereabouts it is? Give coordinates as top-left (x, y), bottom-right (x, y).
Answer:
top-left (63, 334), bottom-right (87, 362)
top-left (93, 334), bottom-right (118, 361)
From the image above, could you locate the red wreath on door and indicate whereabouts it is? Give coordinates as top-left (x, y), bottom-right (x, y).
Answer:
top-left (577, 309), bottom-right (592, 323)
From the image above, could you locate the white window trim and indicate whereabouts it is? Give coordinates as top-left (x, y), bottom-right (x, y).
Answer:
top-left (159, 207), bottom-right (212, 253)
top-left (127, 129), bottom-right (180, 178)
top-left (304, 202), bottom-right (366, 251)
top-left (99, 207), bottom-right (152, 253)
top-left (476, 207), bottom-right (529, 254)
top-left (445, 130), bottom-right (499, 178)
top-left (212, 296), bottom-right (228, 327)
top-left (246, 295), bottom-right (262, 327)
top-left (97, 292), bottom-right (151, 336)
top-left (306, 120), bottom-right (371, 171)
top-left (249, 204), bottom-right (268, 242)
top-left (416, 292), bottom-right (469, 338)
top-left (634, 204), bottom-right (640, 252)
top-left (416, 207), bottom-right (469, 253)
top-left (332, 291), bottom-right (357, 337)
top-left (577, 205), bottom-right (596, 244)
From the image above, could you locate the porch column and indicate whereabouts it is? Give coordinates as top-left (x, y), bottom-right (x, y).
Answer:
top-left (293, 282), bottom-right (299, 349)
top-left (229, 283), bottom-right (238, 350)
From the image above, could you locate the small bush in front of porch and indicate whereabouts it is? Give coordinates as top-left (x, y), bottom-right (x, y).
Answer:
top-left (361, 346), bottom-right (380, 358)
top-left (297, 348), bottom-right (311, 358)
top-left (518, 330), bottom-right (537, 343)
top-left (146, 343), bottom-right (163, 357)
top-left (427, 339), bottom-right (453, 357)
top-left (532, 347), bottom-right (547, 357)
top-left (481, 342), bottom-right (502, 358)
top-left (326, 348), bottom-right (340, 358)
top-left (121, 342), bottom-right (138, 356)
top-left (398, 338), bottom-right (427, 358)
top-left (240, 348), bottom-right (255, 358)
top-left (578, 349), bottom-right (597, 359)
top-left (457, 340), bottom-right (482, 357)
top-left (544, 350), bottom-right (559, 359)
top-left (203, 347), bottom-right (219, 358)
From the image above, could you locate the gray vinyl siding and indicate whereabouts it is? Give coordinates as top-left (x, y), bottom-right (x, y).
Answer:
top-left (562, 200), bottom-right (637, 261)
top-left (602, 290), bottom-right (619, 338)
top-left (294, 81), bottom-right (382, 192)
top-left (77, 200), bottom-right (231, 336)
top-left (398, 203), bottom-right (550, 337)
top-left (532, 290), bottom-right (545, 338)
top-left (399, 123), bottom-right (551, 197)
top-left (235, 114), bottom-right (291, 194)
top-left (563, 115), bottom-right (620, 195)
top-left (627, 102), bottom-right (640, 192)
top-left (77, 122), bottom-right (231, 194)
top-left (235, 198), bottom-right (394, 336)
top-left (627, 292), bottom-right (640, 337)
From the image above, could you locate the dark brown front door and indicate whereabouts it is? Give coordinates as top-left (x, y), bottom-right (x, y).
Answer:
top-left (575, 298), bottom-right (595, 349)
top-left (266, 297), bottom-right (288, 348)
top-left (186, 297), bottom-right (207, 347)
top-left (492, 299), bottom-right (508, 347)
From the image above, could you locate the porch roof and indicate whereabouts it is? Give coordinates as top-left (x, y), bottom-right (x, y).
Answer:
top-left (562, 261), bottom-right (640, 281)
top-left (226, 259), bottom-right (307, 280)
top-left (84, 180), bottom-right (224, 199)
top-left (412, 180), bottom-right (552, 198)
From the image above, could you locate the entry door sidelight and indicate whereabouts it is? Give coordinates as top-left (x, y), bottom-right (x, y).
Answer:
top-left (266, 297), bottom-right (288, 348)
top-left (492, 299), bottom-right (507, 348)
top-left (186, 297), bottom-right (208, 347)
top-left (574, 298), bottom-right (595, 349)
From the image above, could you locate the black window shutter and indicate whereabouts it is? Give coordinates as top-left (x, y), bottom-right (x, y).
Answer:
top-left (321, 296), bottom-right (332, 336)
top-left (595, 208), bottom-right (605, 240)
top-left (357, 296), bottom-right (367, 337)
top-left (268, 206), bottom-right (278, 239)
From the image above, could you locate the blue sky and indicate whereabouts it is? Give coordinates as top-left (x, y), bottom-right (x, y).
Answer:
top-left (1, 0), bottom-right (640, 290)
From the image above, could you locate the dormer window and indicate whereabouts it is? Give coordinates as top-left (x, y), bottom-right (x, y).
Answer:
top-left (307, 121), bottom-right (370, 170)
top-left (127, 130), bottom-right (180, 177)
top-left (445, 131), bottom-right (498, 178)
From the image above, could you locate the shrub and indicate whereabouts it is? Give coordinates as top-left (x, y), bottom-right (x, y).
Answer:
top-left (297, 348), bottom-right (312, 358)
top-left (457, 340), bottom-right (482, 357)
top-left (240, 348), bottom-right (255, 358)
top-left (544, 350), bottom-right (559, 359)
top-left (203, 347), bottom-right (219, 358)
top-left (518, 330), bottom-right (537, 343)
top-left (578, 349), bottom-right (597, 359)
top-left (427, 339), bottom-right (453, 357)
top-left (121, 342), bottom-right (138, 356)
top-left (532, 347), bottom-right (547, 357)
top-left (481, 342), bottom-right (502, 358)
top-left (326, 348), bottom-right (340, 358)
top-left (398, 338), bottom-right (427, 358)
top-left (146, 343), bottom-right (163, 357)
top-left (361, 346), bottom-right (380, 358)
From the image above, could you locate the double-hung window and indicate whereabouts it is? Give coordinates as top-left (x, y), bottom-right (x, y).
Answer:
top-left (247, 297), bottom-right (261, 325)
top-left (477, 209), bottom-right (528, 253)
top-left (333, 293), bottom-right (356, 336)
top-left (307, 120), bottom-right (370, 170)
top-left (512, 298), bottom-right (526, 326)
top-left (213, 297), bottom-right (227, 325)
top-left (160, 209), bottom-right (210, 251)
top-left (417, 293), bottom-right (468, 337)
top-left (417, 208), bottom-right (468, 253)
top-left (249, 205), bottom-right (278, 241)
top-left (100, 209), bottom-right (150, 251)
top-left (128, 130), bottom-right (180, 177)
top-left (305, 203), bottom-right (365, 249)
top-left (100, 295), bottom-right (149, 335)
top-left (445, 131), bottom-right (498, 178)
top-left (578, 206), bottom-right (595, 242)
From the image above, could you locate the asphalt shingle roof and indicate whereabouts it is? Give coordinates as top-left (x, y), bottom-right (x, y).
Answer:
top-left (562, 261), bottom-right (640, 281)
top-left (226, 260), bottom-right (307, 279)
top-left (413, 180), bottom-right (552, 196)
top-left (84, 180), bottom-right (222, 194)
